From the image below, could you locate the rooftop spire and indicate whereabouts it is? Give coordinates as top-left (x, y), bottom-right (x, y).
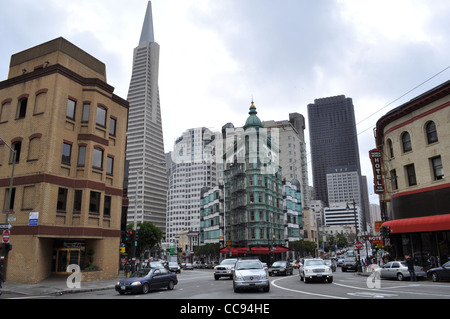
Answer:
top-left (139, 1), bottom-right (155, 45)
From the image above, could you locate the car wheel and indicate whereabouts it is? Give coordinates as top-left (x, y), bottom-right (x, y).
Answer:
top-left (142, 283), bottom-right (150, 294)
top-left (327, 277), bottom-right (333, 283)
top-left (233, 283), bottom-right (240, 293)
top-left (263, 284), bottom-right (270, 292)
top-left (397, 273), bottom-right (404, 281)
top-left (214, 275), bottom-right (219, 280)
top-left (168, 280), bottom-right (175, 290)
top-left (431, 272), bottom-right (440, 282)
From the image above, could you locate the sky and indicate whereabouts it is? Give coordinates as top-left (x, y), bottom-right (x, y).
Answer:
top-left (1, 0), bottom-right (450, 205)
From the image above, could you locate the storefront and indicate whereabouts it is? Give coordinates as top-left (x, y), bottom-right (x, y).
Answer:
top-left (52, 241), bottom-right (86, 274)
top-left (382, 214), bottom-right (450, 266)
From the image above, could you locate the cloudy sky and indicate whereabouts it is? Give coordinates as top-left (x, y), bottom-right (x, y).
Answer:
top-left (2, 0), bottom-right (450, 204)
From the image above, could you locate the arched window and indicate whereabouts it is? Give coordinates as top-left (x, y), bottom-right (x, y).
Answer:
top-left (401, 132), bottom-right (412, 153)
top-left (425, 121), bottom-right (438, 144)
top-left (387, 139), bottom-right (394, 158)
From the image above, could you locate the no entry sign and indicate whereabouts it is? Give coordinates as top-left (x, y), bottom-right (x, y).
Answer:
top-left (2, 230), bottom-right (10, 244)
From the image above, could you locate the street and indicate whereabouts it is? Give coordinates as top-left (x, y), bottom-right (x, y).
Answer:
top-left (11, 267), bottom-right (449, 300)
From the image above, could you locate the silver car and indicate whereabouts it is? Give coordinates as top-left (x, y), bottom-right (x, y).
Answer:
top-left (378, 261), bottom-right (426, 281)
top-left (299, 258), bottom-right (333, 283)
top-left (233, 259), bottom-right (270, 292)
top-left (214, 258), bottom-right (238, 280)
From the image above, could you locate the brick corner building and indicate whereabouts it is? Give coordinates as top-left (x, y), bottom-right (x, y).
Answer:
top-left (0, 37), bottom-right (128, 283)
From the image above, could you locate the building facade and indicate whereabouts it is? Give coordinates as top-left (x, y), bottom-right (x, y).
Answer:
top-left (126, 1), bottom-right (167, 231)
top-left (0, 37), bottom-right (128, 283)
top-left (376, 80), bottom-right (450, 265)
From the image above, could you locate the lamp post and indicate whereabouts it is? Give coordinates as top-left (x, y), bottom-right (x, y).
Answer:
top-left (346, 200), bottom-right (362, 272)
top-left (0, 136), bottom-right (16, 284)
top-left (131, 160), bottom-right (165, 269)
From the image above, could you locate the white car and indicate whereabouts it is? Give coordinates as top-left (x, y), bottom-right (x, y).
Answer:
top-left (299, 258), bottom-right (333, 283)
top-left (214, 258), bottom-right (238, 280)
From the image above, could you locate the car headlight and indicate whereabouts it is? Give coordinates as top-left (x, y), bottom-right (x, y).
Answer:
top-left (260, 273), bottom-right (268, 280)
top-left (116, 281), bottom-right (121, 285)
top-left (234, 273), bottom-right (244, 281)
top-left (131, 281), bottom-right (142, 286)
top-left (325, 268), bottom-right (330, 272)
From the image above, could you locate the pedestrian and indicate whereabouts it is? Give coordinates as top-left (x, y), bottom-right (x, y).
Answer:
top-left (427, 253), bottom-right (436, 269)
top-left (124, 263), bottom-right (131, 278)
top-left (405, 255), bottom-right (417, 281)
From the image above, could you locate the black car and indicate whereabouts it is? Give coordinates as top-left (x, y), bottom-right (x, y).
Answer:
top-left (427, 261), bottom-right (450, 282)
top-left (115, 267), bottom-right (178, 294)
top-left (341, 257), bottom-right (358, 272)
top-left (268, 260), bottom-right (293, 276)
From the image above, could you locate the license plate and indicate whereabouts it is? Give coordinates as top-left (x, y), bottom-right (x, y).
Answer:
top-left (121, 285), bottom-right (126, 290)
top-left (317, 274), bottom-right (322, 277)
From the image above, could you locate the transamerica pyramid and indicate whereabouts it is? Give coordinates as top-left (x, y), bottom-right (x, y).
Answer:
top-left (126, 1), bottom-right (167, 232)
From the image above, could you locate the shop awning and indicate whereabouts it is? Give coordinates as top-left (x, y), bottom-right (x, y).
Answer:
top-left (219, 246), bottom-right (289, 255)
top-left (382, 214), bottom-right (450, 234)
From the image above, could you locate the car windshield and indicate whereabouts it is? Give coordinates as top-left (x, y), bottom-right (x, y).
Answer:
top-left (305, 260), bottom-right (324, 266)
top-left (271, 261), bottom-right (286, 267)
top-left (169, 262), bottom-right (178, 266)
top-left (344, 258), bottom-right (356, 261)
top-left (236, 261), bottom-right (262, 270)
top-left (324, 260), bottom-right (331, 265)
top-left (220, 259), bottom-right (237, 265)
top-left (149, 262), bottom-right (164, 268)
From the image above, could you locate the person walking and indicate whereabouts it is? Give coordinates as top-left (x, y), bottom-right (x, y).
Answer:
top-left (405, 255), bottom-right (417, 281)
top-left (124, 263), bottom-right (131, 278)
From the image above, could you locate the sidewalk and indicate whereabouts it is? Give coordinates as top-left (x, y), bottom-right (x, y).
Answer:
top-left (0, 271), bottom-right (126, 296)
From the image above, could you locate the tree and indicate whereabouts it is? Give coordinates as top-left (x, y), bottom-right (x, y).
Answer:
top-left (290, 240), bottom-right (317, 257)
top-left (128, 222), bottom-right (163, 258)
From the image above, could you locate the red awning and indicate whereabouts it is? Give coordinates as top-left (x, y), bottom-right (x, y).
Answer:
top-left (251, 246), bottom-right (270, 254)
top-left (382, 214), bottom-right (450, 234)
top-left (219, 246), bottom-right (289, 255)
top-left (273, 246), bottom-right (290, 253)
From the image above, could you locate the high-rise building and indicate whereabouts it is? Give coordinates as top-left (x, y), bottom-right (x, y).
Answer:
top-left (307, 95), bottom-right (362, 207)
top-left (126, 1), bottom-right (167, 231)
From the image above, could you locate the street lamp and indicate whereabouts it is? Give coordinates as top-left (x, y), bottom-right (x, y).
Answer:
top-left (346, 200), bottom-right (362, 272)
top-left (131, 160), bottom-right (166, 268)
top-left (0, 136), bottom-right (17, 283)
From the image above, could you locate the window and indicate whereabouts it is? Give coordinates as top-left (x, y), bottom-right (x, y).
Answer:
top-left (62, 142), bottom-right (72, 164)
top-left (17, 98), bottom-right (27, 119)
top-left (426, 121), bottom-right (438, 144)
top-left (3, 187), bottom-right (15, 211)
top-left (66, 98), bottom-right (76, 120)
top-left (82, 103), bottom-right (90, 122)
top-left (390, 169), bottom-right (398, 190)
top-left (96, 105), bottom-right (107, 127)
top-left (431, 156), bottom-right (444, 180)
top-left (28, 136), bottom-right (41, 160)
top-left (1, 100), bottom-right (11, 122)
top-left (106, 156), bottom-right (114, 175)
top-left (10, 141), bottom-right (21, 163)
top-left (93, 147), bottom-right (103, 169)
top-left (387, 139), bottom-right (394, 158)
top-left (73, 190), bottom-right (82, 212)
top-left (405, 164), bottom-right (417, 186)
top-left (401, 132), bottom-right (412, 153)
top-left (109, 117), bottom-right (117, 136)
top-left (56, 187), bottom-right (68, 212)
top-left (89, 191), bottom-right (101, 214)
top-left (77, 145), bottom-right (86, 166)
top-left (104, 195), bottom-right (111, 217)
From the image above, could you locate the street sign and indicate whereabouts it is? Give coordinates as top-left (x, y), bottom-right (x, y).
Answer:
top-left (355, 241), bottom-right (363, 250)
top-left (0, 223), bottom-right (12, 230)
top-left (29, 212), bottom-right (39, 226)
top-left (2, 230), bottom-right (11, 244)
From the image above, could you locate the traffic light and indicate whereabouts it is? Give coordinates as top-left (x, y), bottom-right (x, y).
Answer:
top-left (380, 226), bottom-right (391, 237)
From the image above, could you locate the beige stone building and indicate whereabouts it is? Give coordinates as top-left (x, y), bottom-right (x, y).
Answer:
top-left (375, 79), bottom-right (450, 264)
top-left (0, 37), bottom-right (128, 283)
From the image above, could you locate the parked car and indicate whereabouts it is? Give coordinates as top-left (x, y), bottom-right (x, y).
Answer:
top-left (233, 259), bottom-right (270, 292)
top-left (185, 263), bottom-right (194, 270)
top-left (342, 257), bottom-right (358, 272)
top-left (168, 262), bottom-right (181, 273)
top-left (115, 267), bottom-right (178, 294)
top-left (193, 261), bottom-right (203, 269)
top-left (214, 258), bottom-right (238, 280)
top-left (299, 258), bottom-right (333, 283)
top-left (268, 260), bottom-right (293, 276)
top-left (427, 261), bottom-right (450, 282)
top-left (377, 261), bottom-right (427, 281)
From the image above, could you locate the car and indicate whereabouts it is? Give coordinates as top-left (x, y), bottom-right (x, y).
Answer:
top-left (142, 260), bottom-right (166, 269)
top-left (185, 263), bottom-right (194, 270)
top-left (292, 260), bottom-right (300, 269)
top-left (193, 261), bottom-right (204, 269)
top-left (233, 259), bottom-right (270, 292)
top-left (168, 262), bottom-right (181, 273)
top-left (299, 258), bottom-right (333, 283)
top-left (377, 261), bottom-right (427, 281)
top-left (115, 267), bottom-right (178, 294)
top-left (341, 257), bottom-right (358, 272)
top-left (214, 258), bottom-right (238, 280)
top-left (427, 261), bottom-right (450, 282)
top-left (268, 260), bottom-right (294, 276)
top-left (336, 258), bottom-right (345, 267)
top-left (324, 259), bottom-right (336, 272)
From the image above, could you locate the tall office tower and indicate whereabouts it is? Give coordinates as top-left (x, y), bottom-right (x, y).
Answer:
top-left (126, 1), bottom-right (167, 231)
top-left (166, 127), bottom-right (217, 244)
top-left (307, 95), bottom-right (362, 207)
top-left (263, 112), bottom-right (310, 208)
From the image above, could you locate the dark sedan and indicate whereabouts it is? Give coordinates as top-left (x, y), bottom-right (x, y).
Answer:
top-left (427, 261), bottom-right (450, 282)
top-left (115, 267), bottom-right (178, 294)
top-left (268, 260), bottom-right (293, 276)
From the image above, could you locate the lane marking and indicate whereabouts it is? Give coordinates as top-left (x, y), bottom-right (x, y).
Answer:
top-left (271, 277), bottom-right (348, 299)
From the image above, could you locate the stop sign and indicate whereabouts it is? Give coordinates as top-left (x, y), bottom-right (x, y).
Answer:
top-left (355, 241), bottom-right (363, 249)
top-left (2, 230), bottom-right (10, 243)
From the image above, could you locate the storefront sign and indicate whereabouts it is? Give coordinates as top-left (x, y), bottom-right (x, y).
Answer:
top-left (369, 149), bottom-right (385, 194)
top-left (29, 211), bottom-right (39, 226)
